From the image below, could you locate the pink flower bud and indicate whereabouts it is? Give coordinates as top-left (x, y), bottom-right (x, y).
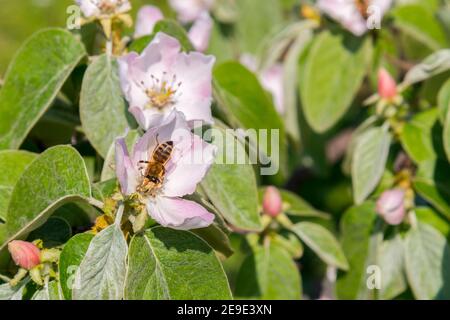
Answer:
top-left (376, 189), bottom-right (406, 225)
top-left (378, 68), bottom-right (397, 100)
top-left (263, 186), bottom-right (282, 218)
top-left (8, 240), bottom-right (41, 270)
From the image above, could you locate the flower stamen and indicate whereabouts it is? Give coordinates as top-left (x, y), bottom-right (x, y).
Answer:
top-left (139, 72), bottom-right (183, 110)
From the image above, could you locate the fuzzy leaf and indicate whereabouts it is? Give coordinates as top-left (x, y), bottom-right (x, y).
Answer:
top-left (352, 126), bottom-right (391, 204)
top-left (0, 29), bottom-right (85, 149)
top-left (80, 54), bottom-right (133, 158)
top-left (300, 31), bottom-right (371, 132)
top-left (124, 227), bottom-right (232, 300)
top-left (290, 222), bottom-right (348, 270)
top-left (73, 223), bottom-right (128, 300)
top-left (1, 146), bottom-right (91, 251)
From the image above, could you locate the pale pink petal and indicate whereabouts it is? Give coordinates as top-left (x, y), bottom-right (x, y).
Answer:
top-left (115, 136), bottom-right (139, 195)
top-left (372, 0), bottom-right (393, 16)
top-left (134, 5), bottom-right (164, 38)
top-left (317, 0), bottom-right (367, 36)
top-left (147, 196), bottom-right (214, 230)
top-left (260, 64), bottom-right (284, 114)
top-left (240, 53), bottom-right (258, 72)
top-left (169, 0), bottom-right (214, 23)
top-left (164, 134), bottom-right (217, 197)
top-left (188, 11), bottom-right (213, 52)
top-left (76, 0), bottom-right (101, 18)
top-left (171, 52), bottom-right (215, 124)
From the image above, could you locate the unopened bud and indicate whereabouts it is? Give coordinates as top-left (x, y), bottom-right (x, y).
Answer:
top-left (378, 68), bottom-right (397, 101)
top-left (262, 186), bottom-right (283, 218)
top-left (8, 240), bottom-right (41, 270)
top-left (376, 189), bottom-right (406, 225)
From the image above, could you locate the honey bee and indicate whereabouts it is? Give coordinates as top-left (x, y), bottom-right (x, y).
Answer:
top-left (137, 135), bottom-right (174, 196)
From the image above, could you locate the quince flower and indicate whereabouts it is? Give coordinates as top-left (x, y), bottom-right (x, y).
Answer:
top-left (76, 0), bottom-right (131, 19)
top-left (241, 54), bottom-right (284, 114)
top-left (118, 32), bottom-right (215, 130)
top-left (115, 111), bottom-right (216, 230)
top-left (188, 12), bottom-right (213, 53)
top-left (169, 0), bottom-right (215, 23)
top-left (134, 5), bottom-right (164, 38)
top-left (317, 0), bottom-right (392, 36)
top-left (133, 6), bottom-right (213, 53)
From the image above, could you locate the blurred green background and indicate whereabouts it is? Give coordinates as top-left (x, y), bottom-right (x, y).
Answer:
top-left (0, 0), bottom-right (172, 75)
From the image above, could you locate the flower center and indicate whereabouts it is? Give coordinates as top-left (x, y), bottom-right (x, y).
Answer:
top-left (140, 72), bottom-right (182, 110)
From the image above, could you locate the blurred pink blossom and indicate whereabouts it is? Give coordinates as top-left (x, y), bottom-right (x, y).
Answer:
top-left (376, 189), bottom-right (406, 225)
top-left (115, 111), bottom-right (216, 230)
top-left (134, 5), bottom-right (164, 38)
top-left (8, 240), bottom-right (41, 270)
top-left (317, 0), bottom-right (392, 36)
top-left (240, 54), bottom-right (285, 114)
top-left (169, 0), bottom-right (215, 23)
top-left (76, 0), bottom-right (131, 19)
top-left (188, 12), bottom-right (213, 52)
top-left (118, 32), bottom-right (215, 130)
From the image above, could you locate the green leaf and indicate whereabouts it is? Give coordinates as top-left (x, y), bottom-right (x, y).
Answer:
top-left (290, 222), bottom-right (348, 270)
top-left (0, 278), bottom-right (29, 300)
top-left (235, 241), bottom-right (301, 299)
top-left (0, 224), bottom-right (6, 246)
top-left (300, 31), bottom-right (372, 133)
top-left (392, 4), bottom-right (447, 51)
top-left (27, 216), bottom-right (71, 248)
top-left (200, 125), bottom-right (262, 231)
top-left (378, 235), bottom-right (407, 300)
top-left (191, 224), bottom-right (234, 258)
top-left (32, 281), bottom-right (63, 300)
top-left (59, 233), bottom-right (94, 300)
top-left (0, 150), bottom-right (37, 221)
top-left (124, 227), bottom-right (232, 300)
top-left (438, 78), bottom-right (450, 123)
top-left (213, 62), bottom-right (287, 177)
top-left (73, 222), bottom-right (128, 300)
top-left (1, 146), bottom-right (91, 250)
top-left (92, 179), bottom-right (118, 202)
top-left (352, 126), bottom-right (391, 204)
top-left (281, 23), bottom-right (314, 143)
top-left (404, 222), bottom-right (450, 299)
top-left (400, 108), bottom-right (445, 163)
top-left (414, 160), bottom-right (450, 218)
top-left (0, 29), bottom-right (86, 149)
top-left (416, 207), bottom-right (450, 238)
top-left (272, 232), bottom-right (304, 259)
top-left (80, 54), bottom-right (133, 158)
top-left (336, 202), bottom-right (378, 300)
top-left (444, 104), bottom-right (450, 163)
top-left (234, 0), bottom-right (283, 54)
top-left (401, 49), bottom-right (450, 87)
